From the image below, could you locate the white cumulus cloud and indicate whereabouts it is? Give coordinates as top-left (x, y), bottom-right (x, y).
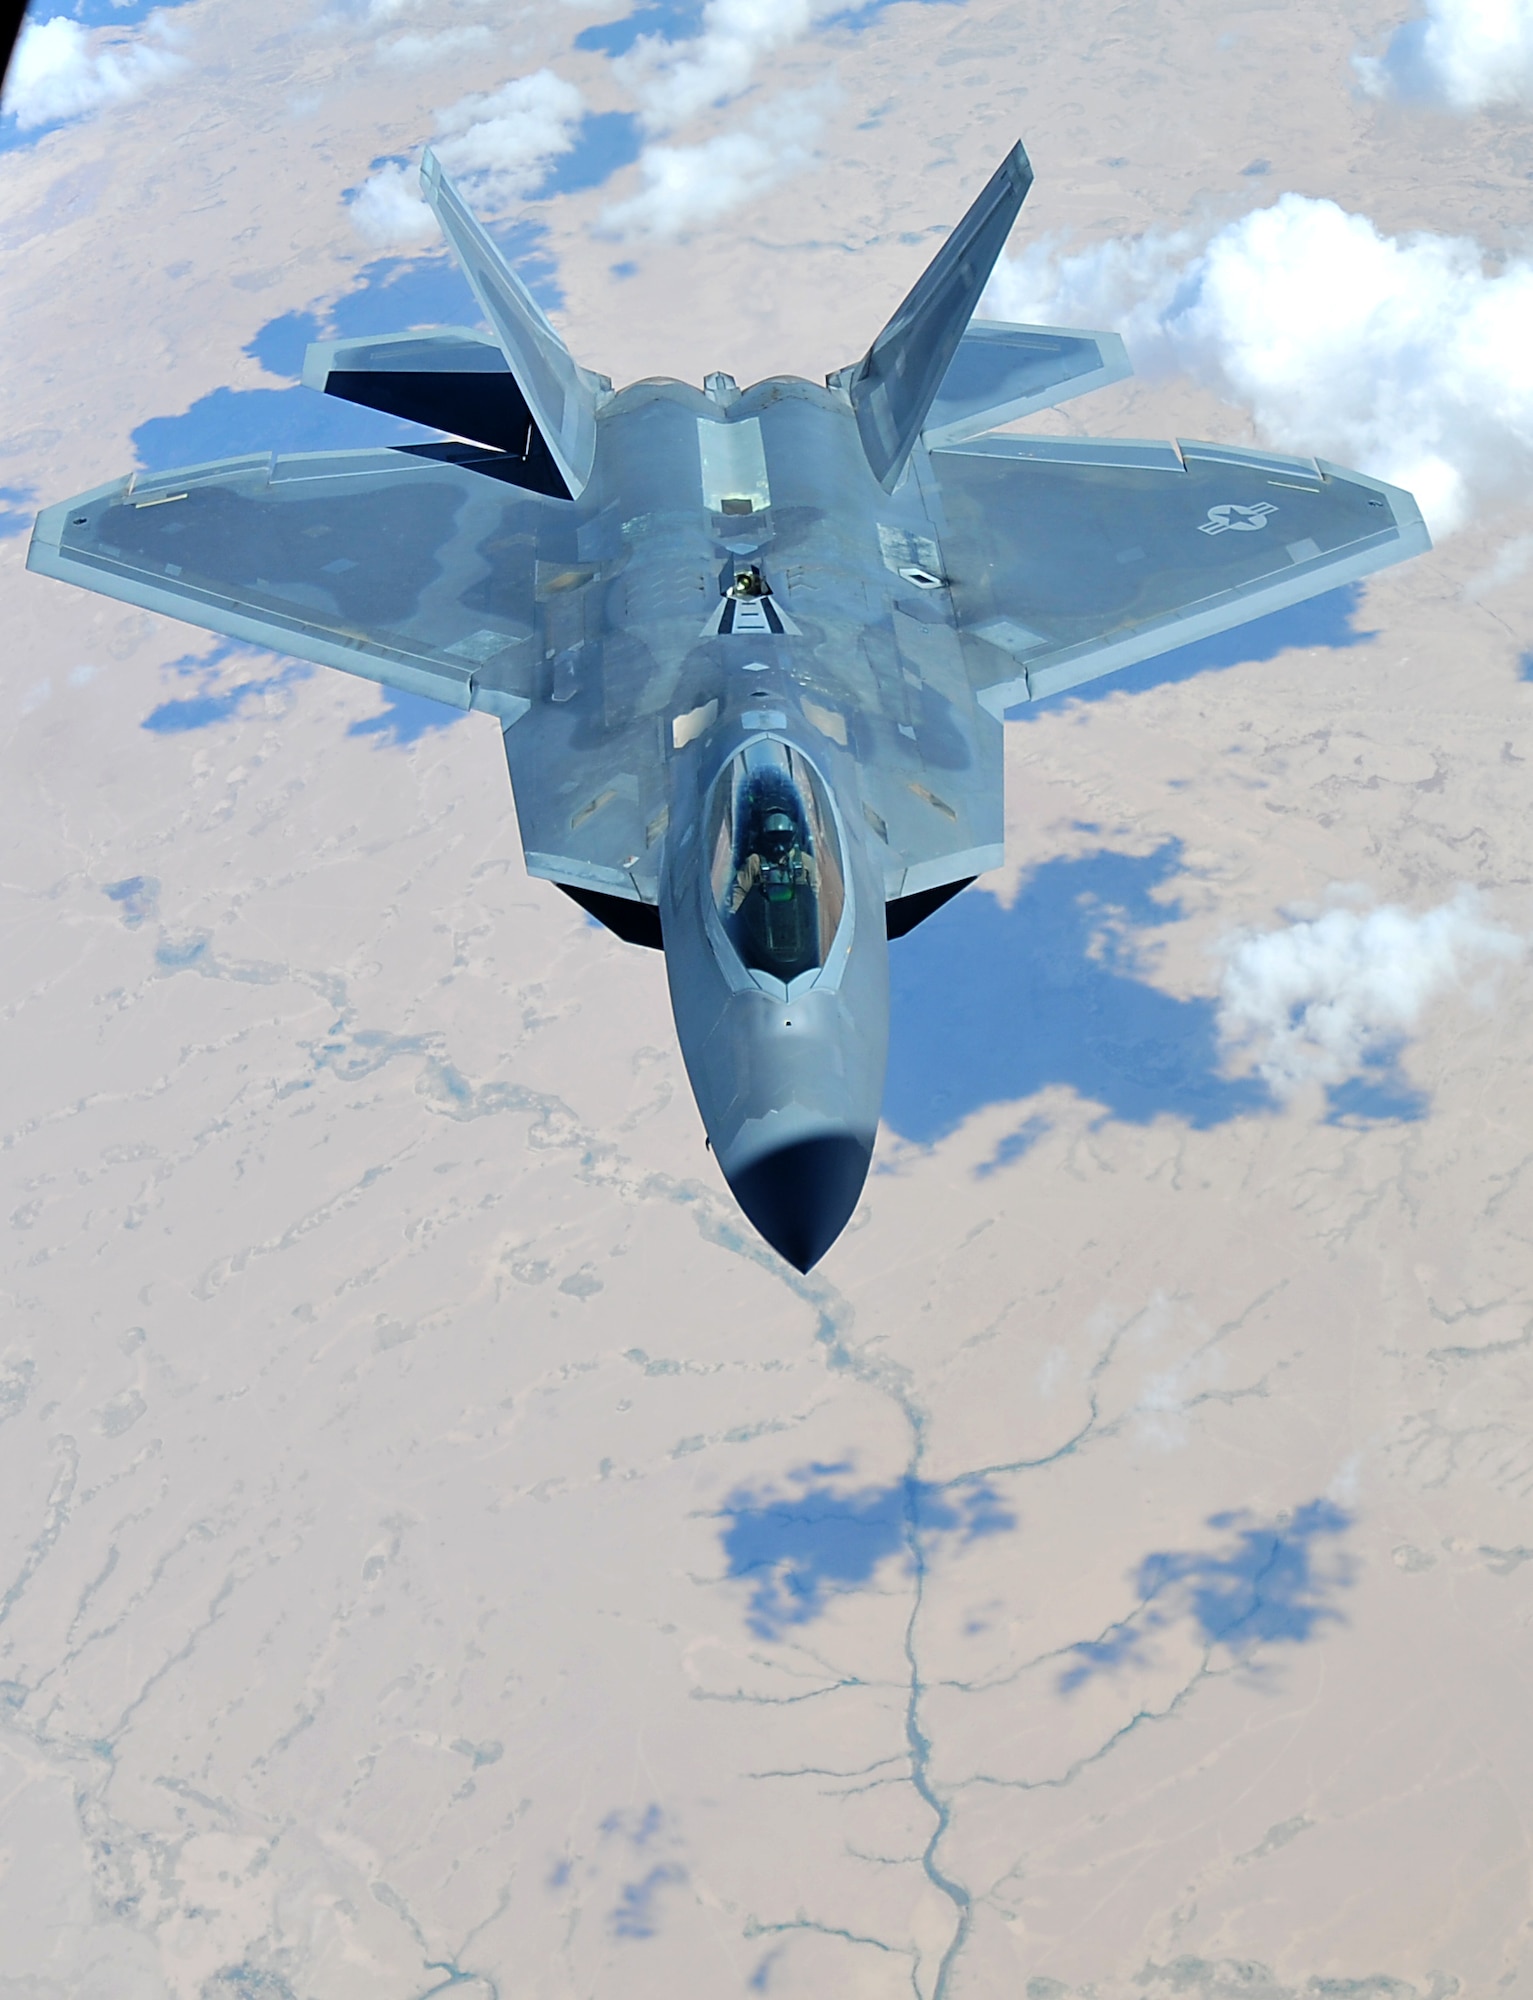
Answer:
top-left (1355, 0), bottom-right (1533, 109)
top-left (434, 68), bottom-right (585, 188)
top-left (2, 10), bottom-right (184, 130)
top-left (1217, 891), bottom-right (1523, 1097)
top-left (348, 161), bottom-right (441, 247)
top-left (322, 0), bottom-right (420, 24)
top-left (983, 193), bottom-right (1533, 535)
top-left (1463, 532), bottom-right (1533, 600)
top-left (600, 93), bottom-right (824, 238)
top-left (618, 0), bottom-right (815, 132)
top-left (376, 26), bottom-right (493, 67)
top-left (348, 68), bottom-right (584, 248)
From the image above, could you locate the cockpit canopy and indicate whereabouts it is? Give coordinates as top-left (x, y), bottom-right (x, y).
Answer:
top-left (707, 740), bottom-right (846, 984)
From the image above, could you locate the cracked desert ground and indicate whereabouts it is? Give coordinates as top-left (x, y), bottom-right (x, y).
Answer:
top-left (5, 0), bottom-right (1533, 1993)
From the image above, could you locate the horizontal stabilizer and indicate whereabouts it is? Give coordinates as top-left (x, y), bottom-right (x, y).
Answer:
top-left (303, 328), bottom-right (569, 497)
top-left (840, 142), bottom-right (1033, 491)
top-left (420, 149), bottom-right (608, 499)
top-left (922, 320), bottom-right (1132, 448)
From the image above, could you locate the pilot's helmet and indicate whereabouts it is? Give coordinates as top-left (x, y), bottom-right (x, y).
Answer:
top-left (759, 810), bottom-right (796, 861)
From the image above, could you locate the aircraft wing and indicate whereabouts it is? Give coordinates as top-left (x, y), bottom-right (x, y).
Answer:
top-left (26, 447), bottom-right (547, 723)
top-left (27, 446), bottom-right (680, 907)
top-left (931, 435), bottom-right (1430, 712)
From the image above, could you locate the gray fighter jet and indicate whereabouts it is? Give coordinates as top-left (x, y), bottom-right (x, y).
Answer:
top-left (28, 143), bottom-right (1429, 1270)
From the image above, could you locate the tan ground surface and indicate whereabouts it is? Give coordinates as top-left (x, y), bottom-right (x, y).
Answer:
top-left (3, 0), bottom-right (1533, 1994)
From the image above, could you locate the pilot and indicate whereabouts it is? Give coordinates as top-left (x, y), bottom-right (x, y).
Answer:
top-left (728, 807), bottom-right (818, 913)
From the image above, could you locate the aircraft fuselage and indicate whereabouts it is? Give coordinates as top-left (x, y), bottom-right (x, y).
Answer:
top-left (501, 374), bottom-right (999, 1266)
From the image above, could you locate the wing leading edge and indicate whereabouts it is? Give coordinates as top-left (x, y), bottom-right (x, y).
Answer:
top-left (931, 435), bottom-right (1430, 711)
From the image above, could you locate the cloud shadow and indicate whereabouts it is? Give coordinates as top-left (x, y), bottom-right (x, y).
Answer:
top-left (536, 111), bottom-right (642, 196)
top-left (323, 232), bottom-right (561, 332)
top-left (609, 1865), bottom-right (686, 1939)
top-left (0, 485), bottom-right (36, 539)
top-left (130, 384), bottom-right (437, 473)
top-left (885, 840), bottom-right (1271, 1148)
top-left (140, 643), bottom-right (310, 734)
top-left (572, 0), bottom-right (959, 59)
top-left (102, 876), bottom-right (159, 927)
top-left (574, 3), bottom-right (702, 56)
top-left (719, 1463), bottom-right (1015, 1641)
top-left (1323, 1045), bottom-right (1429, 1124)
top-left (1060, 1498), bottom-right (1354, 1691)
top-left (346, 686), bottom-right (465, 746)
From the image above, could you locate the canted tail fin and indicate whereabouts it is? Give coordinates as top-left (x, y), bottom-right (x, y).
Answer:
top-left (420, 149), bottom-right (609, 499)
top-left (839, 141), bottom-right (1033, 491)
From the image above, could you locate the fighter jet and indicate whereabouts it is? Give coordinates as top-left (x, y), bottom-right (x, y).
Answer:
top-left (28, 143), bottom-right (1429, 1270)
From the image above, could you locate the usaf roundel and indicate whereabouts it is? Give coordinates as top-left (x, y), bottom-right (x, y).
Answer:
top-left (1199, 501), bottom-right (1278, 535)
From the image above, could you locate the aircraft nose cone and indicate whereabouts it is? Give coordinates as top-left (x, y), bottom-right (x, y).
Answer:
top-left (727, 1133), bottom-right (873, 1272)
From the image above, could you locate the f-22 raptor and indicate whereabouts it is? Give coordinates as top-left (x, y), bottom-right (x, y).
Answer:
top-left (29, 143), bottom-right (1429, 1269)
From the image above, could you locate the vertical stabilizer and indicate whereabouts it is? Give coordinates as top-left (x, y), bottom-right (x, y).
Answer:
top-left (842, 142), bottom-right (1033, 491)
top-left (420, 149), bottom-right (607, 499)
